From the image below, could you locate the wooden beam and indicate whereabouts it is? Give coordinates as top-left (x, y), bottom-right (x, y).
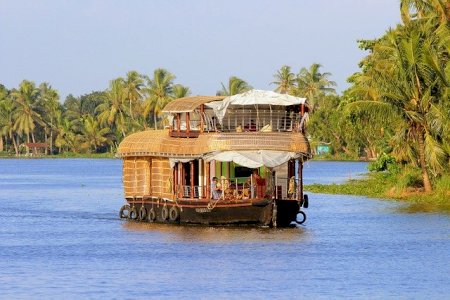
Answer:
top-left (173, 162), bottom-right (178, 197)
top-left (190, 161), bottom-right (194, 198)
top-left (186, 112), bottom-right (190, 134)
top-left (200, 104), bottom-right (205, 133)
top-left (206, 161), bottom-right (211, 200)
top-left (176, 113), bottom-right (181, 133)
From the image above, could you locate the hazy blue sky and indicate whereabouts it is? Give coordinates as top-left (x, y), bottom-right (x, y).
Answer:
top-left (0, 0), bottom-right (401, 99)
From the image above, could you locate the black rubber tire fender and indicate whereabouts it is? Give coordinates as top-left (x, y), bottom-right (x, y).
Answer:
top-left (169, 206), bottom-right (179, 221)
top-left (129, 206), bottom-right (138, 220)
top-left (295, 211), bottom-right (306, 224)
top-left (161, 206), bottom-right (169, 221)
top-left (148, 208), bottom-right (156, 222)
top-left (119, 204), bottom-right (131, 219)
top-left (303, 194), bottom-right (309, 209)
top-left (138, 206), bottom-right (147, 221)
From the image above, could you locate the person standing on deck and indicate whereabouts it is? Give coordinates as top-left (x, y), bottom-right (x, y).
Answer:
top-left (211, 177), bottom-right (221, 199)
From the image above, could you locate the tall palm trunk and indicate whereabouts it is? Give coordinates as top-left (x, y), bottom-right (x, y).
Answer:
top-left (154, 111), bottom-right (158, 130)
top-left (417, 125), bottom-right (432, 192)
top-left (31, 132), bottom-right (36, 155)
top-left (14, 135), bottom-right (19, 155)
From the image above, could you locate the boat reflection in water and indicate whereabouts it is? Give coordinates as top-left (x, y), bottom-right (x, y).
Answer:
top-left (121, 221), bottom-right (309, 243)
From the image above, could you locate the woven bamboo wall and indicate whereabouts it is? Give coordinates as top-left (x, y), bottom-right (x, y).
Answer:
top-left (117, 130), bottom-right (311, 158)
top-left (123, 156), bottom-right (173, 199)
top-left (150, 157), bottom-right (173, 199)
top-left (123, 157), bottom-right (151, 198)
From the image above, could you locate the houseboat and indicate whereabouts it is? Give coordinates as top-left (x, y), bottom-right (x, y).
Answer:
top-left (117, 89), bottom-right (312, 227)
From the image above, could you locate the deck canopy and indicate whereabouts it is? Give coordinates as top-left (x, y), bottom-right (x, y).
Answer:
top-left (162, 96), bottom-right (225, 113)
top-left (203, 150), bottom-right (301, 168)
top-left (213, 89), bottom-right (308, 124)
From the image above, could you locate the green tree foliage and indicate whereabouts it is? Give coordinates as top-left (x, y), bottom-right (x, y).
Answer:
top-left (0, 69), bottom-right (189, 155)
top-left (217, 76), bottom-right (252, 96)
top-left (346, 1), bottom-right (449, 191)
top-left (143, 68), bottom-right (176, 130)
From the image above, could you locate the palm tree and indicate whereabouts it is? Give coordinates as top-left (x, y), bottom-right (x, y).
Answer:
top-left (400, 0), bottom-right (449, 25)
top-left (347, 21), bottom-right (448, 192)
top-left (81, 115), bottom-right (110, 153)
top-left (124, 71), bottom-right (144, 120)
top-left (38, 82), bottom-right (60, 154)
top-left (11, 80), bottom-right (43, 149)
top-left (96, 78), bottom-right (129, 137)
top-left (143, 68), bottom-right (175, 130)
top-left (0, 88), bottom-right (19, 154)
top-left (295, 63), bottom-right (336, 111)
top-left (271, 65), bottom-right (296, 94)
top-left (217, 76), bottom-right (252, 96)
top-left (173, 84), bottom-right (191, 99)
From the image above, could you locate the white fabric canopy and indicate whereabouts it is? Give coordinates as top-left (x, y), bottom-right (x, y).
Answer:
top-left (169, 157), bottom-right (195, 168)
top-left (215, 89), bottom-right (307, 123)
top-left (203, 150), bottom-right (300, 168)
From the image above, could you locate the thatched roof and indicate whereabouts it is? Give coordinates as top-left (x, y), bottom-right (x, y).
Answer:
top-left (117, 130), bottom-right (311, 158)
top-left (162, 96), bottom-right (225, 113)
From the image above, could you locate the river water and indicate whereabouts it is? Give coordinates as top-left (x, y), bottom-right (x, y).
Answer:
top-left (0, 159), bottom-right (448, 299)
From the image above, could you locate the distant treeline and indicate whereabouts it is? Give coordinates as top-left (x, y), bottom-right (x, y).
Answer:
top-left (1, 0), bottom-right (448, 192)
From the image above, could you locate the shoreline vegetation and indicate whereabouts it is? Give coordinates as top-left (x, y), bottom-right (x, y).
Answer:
top-left (304, 174), bottom-right (450, 214)
top-left (305, 169), bottom-right (450, 213)
top-left (0, 1), bottom-right (448, 209)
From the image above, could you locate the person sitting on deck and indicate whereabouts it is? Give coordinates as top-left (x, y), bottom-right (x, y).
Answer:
top-left (211, 177), bottom-right (221, 199)
top-left (248, 169), bottom-right (266, 198)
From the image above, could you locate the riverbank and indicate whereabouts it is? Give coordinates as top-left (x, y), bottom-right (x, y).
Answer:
top-left (0, 151), bottom-right (116, 159)
top-left (305, 172), bottom-right (450, 213)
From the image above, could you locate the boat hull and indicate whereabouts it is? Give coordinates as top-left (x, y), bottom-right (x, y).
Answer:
top-left (121, 199), bottom-right (302, 227)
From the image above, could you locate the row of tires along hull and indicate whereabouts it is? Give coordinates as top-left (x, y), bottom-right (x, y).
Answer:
top-left (119, 198), bottom-right (307, 227)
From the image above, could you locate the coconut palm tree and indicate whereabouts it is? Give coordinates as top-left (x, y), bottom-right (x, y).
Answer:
top-left (271, 65), bottom-right (296, 94)
top-left (11, 80), bottom-right (43, 148)
top-left (81, 115), bottom-right (110, 153)
top-left (0, 88), bottom-right (19, 154)
top-left (173, 84), bottom-right (191, 99)
top-left (143, 68), bottom-right (175, 130)
top-left (295, 63), bottom-right (336, 111)
top-left (400, 0), bottom-right (449, 25)
top-left (38, 82), bottom-right (60, 154)
top-left (347, 20), bottom-right (448, 192)
top-left (96, 78), bottom-right (129, 137)
top-left (124, 71), bottom-right (144, 120)
top-left (217, 76), bottom-right (252, 96)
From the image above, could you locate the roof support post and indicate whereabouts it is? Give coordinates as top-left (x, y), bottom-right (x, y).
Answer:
top-left (190, 161), bottom-right (194, 198)
top-left (206, 161), bottom-right (211, 200)
top-left (297, 159), bottom-right (303, 201)
top-left (186, 112), bottom-right (190, 135)
top-left (173, 161), bottom-right (178, 198)
top-left (200, 104), bottom-right (205, 133)
top-left (179, 162), bottom-right (184, 198)
top-left (176, 113), bottom-right (181, 134)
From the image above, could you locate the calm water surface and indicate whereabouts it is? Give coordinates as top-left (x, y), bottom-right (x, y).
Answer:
top-left (0, 159), bottom-right (449, 299)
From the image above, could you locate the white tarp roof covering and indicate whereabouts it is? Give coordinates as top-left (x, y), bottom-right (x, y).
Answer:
top-left (204, 150), bottom-right (300, 169)
top-left (214, 89), bottom-right (307, 123)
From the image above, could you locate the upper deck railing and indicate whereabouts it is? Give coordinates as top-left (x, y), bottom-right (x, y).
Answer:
top-left (170, 109), bottom-right (307, 137)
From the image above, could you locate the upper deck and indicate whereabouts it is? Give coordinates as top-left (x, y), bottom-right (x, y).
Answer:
top-left (118, 90), bottom-right (311, 159)
top-left (161, 90), bottom-right (309, 138)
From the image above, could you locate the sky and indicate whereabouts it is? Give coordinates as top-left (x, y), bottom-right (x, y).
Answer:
top-left (0, 0), bottom-right (401, 100)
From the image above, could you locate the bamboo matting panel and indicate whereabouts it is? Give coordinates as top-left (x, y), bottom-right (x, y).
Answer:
top-left (151, 157), bottom-right (172, 199)
top-left (117, 130), bottom-right (310, 157)
top-left (123, 157), bottom-right (151, 198)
